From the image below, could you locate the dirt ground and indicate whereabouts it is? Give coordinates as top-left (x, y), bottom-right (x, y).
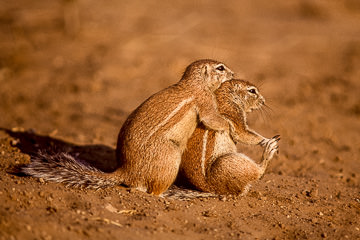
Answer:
top-left (0, 0), bottom-right (360, 239)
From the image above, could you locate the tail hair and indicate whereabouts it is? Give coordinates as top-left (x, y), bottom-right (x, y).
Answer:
top-left (21, 152), bottom-right (222, 199)
top-left (21, 152), bottom-right (118, 189)
top-left (162, 185), bottom-right (216, 200)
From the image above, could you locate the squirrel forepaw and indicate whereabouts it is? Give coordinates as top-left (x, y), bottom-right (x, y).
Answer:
top-left (259, 138), bottom-right (270, 147)
top-left (259, 135), bottom-right (280, 147)
top-left (262, 136), bottom-right (280, 161)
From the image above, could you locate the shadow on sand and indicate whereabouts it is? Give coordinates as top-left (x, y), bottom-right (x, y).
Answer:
top-left (1, 128), bottom-right (119, 173)
top-left (1, 127), bottom-right (196, 190)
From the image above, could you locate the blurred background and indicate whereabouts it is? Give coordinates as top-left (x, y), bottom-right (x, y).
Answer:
top-left (0, 0), bottom-right (359, 152)
top-left (0, 2), bottom-right (360, 238)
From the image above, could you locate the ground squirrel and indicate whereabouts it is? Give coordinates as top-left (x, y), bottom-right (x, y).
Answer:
top-left (21, 59), bottom-right (234, 195)
top-left (180, 79), bottom-right (280, 195)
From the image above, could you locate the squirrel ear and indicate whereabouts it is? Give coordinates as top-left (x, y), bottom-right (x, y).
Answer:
top-left (201, 64), bottom-right (209, 80)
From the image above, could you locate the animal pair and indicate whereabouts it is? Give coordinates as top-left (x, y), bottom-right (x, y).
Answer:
top-left (22, 60), bottom-right (279, 196)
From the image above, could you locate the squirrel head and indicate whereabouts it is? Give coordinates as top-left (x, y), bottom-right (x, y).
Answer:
top-left (216, 79), bottom-right (265, 113)
top-left (181, 59), bottom-right (234, 91)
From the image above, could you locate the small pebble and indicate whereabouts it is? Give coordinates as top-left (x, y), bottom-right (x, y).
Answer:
top-left (310, 188), bottom-right (319, 198)
top-left (26, 225), bottom-right (32, 231)
top-left (10, 139), bottom-right (20, 146)
top-left (219, 195), bottom-right (226, 201)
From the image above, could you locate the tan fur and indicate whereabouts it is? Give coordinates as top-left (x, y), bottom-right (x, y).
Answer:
top-left (112, 59), bottom-right (234, 195)
top-left (21, 59), bottom-right (235, 196)
top-left (21, 63), bottom-right (280, 197)
top-left (180, 79), bottom-right (280, 195)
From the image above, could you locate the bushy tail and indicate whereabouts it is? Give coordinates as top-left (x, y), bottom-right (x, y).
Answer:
top-left (21, 152), bottom-right (220, 199)
top-left (162, 185), bottom-right (217, 200)
top-left (21, 152), bottom-right (120, 189)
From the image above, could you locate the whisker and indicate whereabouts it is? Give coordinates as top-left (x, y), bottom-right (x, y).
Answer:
top-left (257, 81), bottom-right (265, 89)
top-left (259, 107), bottom-right (267, 123)
top-left (265, 105), bottom-right (273, 119)
top-left (259, 104), bottom-right (273, 123)
top-left (263, 103), bottom-right (274, 114)
top-left (251, 108), bottom-right (264, 125)
top-left (264, 98), bottom-right (280, 111)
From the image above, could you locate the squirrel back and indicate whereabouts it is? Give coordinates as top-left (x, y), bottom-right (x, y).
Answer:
top-left (115, 59), bottom-right (233, 194)
top-left (19, 78), bottom-right (279, 197)
top-left (20, 59), bottom-right (235, 195)
top-left (180, 79), bottom-right (280, 195)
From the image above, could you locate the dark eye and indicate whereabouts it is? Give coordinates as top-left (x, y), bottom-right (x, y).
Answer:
top-left (248, 88), bottom-right (256, 94)
top-left (216, 65), bottom-right (225, 71)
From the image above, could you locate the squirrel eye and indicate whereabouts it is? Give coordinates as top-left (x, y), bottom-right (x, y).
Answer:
top-left (216, 65), bottom-right (225, 71)
top-left (248, 88), bottom-right (256, 94)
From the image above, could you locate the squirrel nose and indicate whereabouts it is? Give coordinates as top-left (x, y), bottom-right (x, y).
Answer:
top-left (260, 97), bottom-right (265, 105)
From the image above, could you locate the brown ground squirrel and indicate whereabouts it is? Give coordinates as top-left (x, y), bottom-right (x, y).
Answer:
top-left (21, 59), bottom-right (234, 195)
top-left (180, 79), bottom-right (280, 195)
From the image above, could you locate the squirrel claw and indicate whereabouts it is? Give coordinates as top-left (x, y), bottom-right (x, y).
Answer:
top-left (272, 135), bottom-right (281, 142)
top-left (260, 135), bottom-right (280, 147)
top-left (259, 139), bottom-right (268, 146)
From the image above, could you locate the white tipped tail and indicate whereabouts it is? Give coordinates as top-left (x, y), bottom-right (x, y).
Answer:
top-left (22, 152), bottom-right (119, 189)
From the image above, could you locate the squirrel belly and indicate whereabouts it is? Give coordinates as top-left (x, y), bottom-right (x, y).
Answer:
top-left (115, 90), bottom-right (199, 194)
top-left (180, 79), bottom-right (280, 195)
top-left (20, 59), bottom-right (235, 195)
top-left (116, 60), bottom-right (234, 195)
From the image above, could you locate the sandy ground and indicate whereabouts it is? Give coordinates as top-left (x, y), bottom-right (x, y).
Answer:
top-left (0, 0), bottom-right (360, 239)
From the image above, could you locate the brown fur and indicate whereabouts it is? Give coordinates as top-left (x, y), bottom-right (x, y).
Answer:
top-left (21, 60), bottom-right (234, 195)
top-left (22, 59), bottom-right (235, 195)
top-left (114, 59), bottom-right (234, 195)
top-left (20, 63), bottom-right (280, 197)
top-left (180, 79), bottom-right (280, 195)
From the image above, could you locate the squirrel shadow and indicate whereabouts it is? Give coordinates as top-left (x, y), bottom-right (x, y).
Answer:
top-left (1, 128), bottom-right (196, 189)
top-left (1, 128), bottom-right (118, 173)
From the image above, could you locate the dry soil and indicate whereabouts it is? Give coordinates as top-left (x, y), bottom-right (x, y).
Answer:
top-left (0, 1), bottom-right (359, 239)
